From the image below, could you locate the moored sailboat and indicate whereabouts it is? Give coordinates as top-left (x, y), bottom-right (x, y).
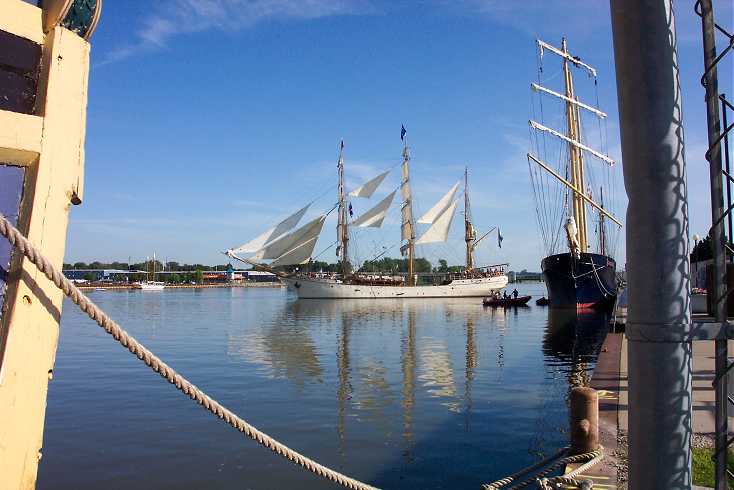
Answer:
top-left (227, 131), bottom-right (508, 299)
top-left (527, 38), bottom-right (622, 311)
top-left (133, 253), bottom-right (166, 290)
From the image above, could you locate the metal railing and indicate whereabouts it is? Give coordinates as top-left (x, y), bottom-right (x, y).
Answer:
top-left (695, 1), bottom-right (734, 488)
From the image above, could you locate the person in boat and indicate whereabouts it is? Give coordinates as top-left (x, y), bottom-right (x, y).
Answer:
top-left (512, 288), bottom-right (519, 299)
top-left (503, 290), bottom-right (509, 299)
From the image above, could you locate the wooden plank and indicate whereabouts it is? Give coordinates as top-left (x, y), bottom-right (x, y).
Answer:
top-left (0, 110), bottom-right (43, 159)
top-left (0, 0), bottom-right (44, 44)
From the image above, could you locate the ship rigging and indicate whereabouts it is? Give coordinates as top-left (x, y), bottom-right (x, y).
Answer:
top-left (527, 37), bottom-right (622, 310)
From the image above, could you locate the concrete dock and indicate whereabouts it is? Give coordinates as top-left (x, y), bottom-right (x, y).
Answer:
top-left (569, 333), bottom-right (733, 488)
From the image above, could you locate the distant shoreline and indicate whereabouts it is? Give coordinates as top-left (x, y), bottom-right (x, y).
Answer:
top-left (78, 282), bottom-right (283, 290)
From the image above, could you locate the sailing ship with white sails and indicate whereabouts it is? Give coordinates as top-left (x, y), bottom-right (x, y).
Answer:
top-left (527, 38), bottom-right (622, 310)
top-left (226, 132), bottom-right (508, 299)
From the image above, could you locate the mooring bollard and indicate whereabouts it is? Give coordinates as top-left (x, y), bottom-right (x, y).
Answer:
top-left (569, 387), bottom-right (599, 454)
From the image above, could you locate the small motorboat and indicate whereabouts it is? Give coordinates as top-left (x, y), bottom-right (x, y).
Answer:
top-left (483, 295), bottom-right (532, 307)
top-left (535, 297), bottom-right (549, 306)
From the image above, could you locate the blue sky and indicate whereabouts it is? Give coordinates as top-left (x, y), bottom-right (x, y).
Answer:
top-left (64, 0), bottom-right (733, 271)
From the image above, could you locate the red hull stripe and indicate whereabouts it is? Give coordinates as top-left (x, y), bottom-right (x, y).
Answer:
top-left (577, 302), bottom-right (597, 310)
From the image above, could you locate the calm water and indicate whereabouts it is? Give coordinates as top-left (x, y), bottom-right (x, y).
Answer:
top-left (38, 283), bottom-right (608, 489)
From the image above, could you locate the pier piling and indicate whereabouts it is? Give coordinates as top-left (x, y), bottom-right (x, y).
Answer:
top-left (569, 387), bottom-right (599, 455)
top-left (610, 0), bottom-right (693, 488)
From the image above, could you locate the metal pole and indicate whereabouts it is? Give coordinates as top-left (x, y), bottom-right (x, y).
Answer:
top-left (723, 94), bottom-right (732, 253)
top-left (694, 235), bottom-right (700, 289)
top-left (609, 1), bottom-right (692, 489)
top-left (699, 2), bottom-right (728, 488)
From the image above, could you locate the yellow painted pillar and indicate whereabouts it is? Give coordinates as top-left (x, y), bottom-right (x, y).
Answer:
top-left (0, 1), bottom-right (100, 488)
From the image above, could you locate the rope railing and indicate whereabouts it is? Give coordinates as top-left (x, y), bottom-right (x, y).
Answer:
top-left (0, 213), bottom-right (379, 490)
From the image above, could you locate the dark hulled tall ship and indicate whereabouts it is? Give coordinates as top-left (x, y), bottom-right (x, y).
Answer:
top-left (527, 38), bottom-right (622, 311)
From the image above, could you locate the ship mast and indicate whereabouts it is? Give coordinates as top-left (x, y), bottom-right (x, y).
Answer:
top-left (527, 38), bottom-right (621, 254)
top-left (464, 167), bottom-right (475, 270)
top-left (400, 135), bottom-right (417, 285)
top-left (599, 187), bottom-right (606, 256)
top-left (562, 37), bottom-right (588, 253)
top-left (336, 140), bottom-right (350, 276)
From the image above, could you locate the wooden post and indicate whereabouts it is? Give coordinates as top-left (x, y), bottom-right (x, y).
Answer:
top-left (569, 387), bottom-right (599, 454)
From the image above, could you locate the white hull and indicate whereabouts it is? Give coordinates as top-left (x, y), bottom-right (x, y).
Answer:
top-left (283, 275), bottom-right (509, 299)
top-left (134, 281), bottom-right (166, 291)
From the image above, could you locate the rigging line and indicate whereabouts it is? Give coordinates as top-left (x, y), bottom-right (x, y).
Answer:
top-left (536, 68), bottom-right (550, 163)
top-left (529, 130), bottom-right (550, 249)
top-left (590, 260), bottom-right (615, 297)
top-left (548, 129), bottom-right (565, 252)
top-left (528, 155), bottom-right (549, 253)
top-left (594, 79), bottom-right (606, 156)
top-left (528, 124), bottom-right (544, 245)
top-left (312, 240), bottom-right (339, 261)
top-left (555, 142), bottom-right (572, 253)
top-left (547, 140), bottom-right (563, 253)
top-left (543, 137), bottom-right (561, 254)
top-left (536, 129), bottom-right (556, 251)
top-left (534, 102), bottom-right (555, 248)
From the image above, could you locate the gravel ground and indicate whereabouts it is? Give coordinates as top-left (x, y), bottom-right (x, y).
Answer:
top-left (693, 433), bottom-right (716, 449)
top-left (613, 430), bottom-right (628, 489)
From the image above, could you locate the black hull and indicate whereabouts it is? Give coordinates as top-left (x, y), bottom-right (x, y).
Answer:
top-left (541, 252), bottom-right (617, 311)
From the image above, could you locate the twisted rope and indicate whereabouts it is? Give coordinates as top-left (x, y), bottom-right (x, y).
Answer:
top-left (538, 448), bottom-right (604, 489)
top-left (482, 447), bottom-right (603, 490)
top-left (0, 214), bottom-right (378, 490)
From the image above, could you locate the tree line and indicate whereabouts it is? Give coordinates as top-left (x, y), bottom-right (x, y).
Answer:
top-left (63, 257), bottom-right (470, 279)
top-left (62, 261), bottom-right (234, 271)
top-left (293, 257), bottom-right (466, 274)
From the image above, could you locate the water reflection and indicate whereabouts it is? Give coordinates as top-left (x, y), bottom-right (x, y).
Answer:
top-left (464, 316), bottom-right (476, 432)
top-left (525, 309), bottom-right (610, 457)
top-left (542, 309), bottom-right (610, 387)
top-left (227, 295), bottom-right (610, 476)
top-left (227, 303), bottom-right (323, 387)
top-left (337, 310), bottom-right (352, 456)
top-left (44, 286), bottom-right (618, 490)
top-left (401, 308), bottom-right (416, 459)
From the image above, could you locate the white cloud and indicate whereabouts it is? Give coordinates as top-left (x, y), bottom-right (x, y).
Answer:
top-left (457, 0), bottom-right (612, 40)
top-left (101, 0), bottom-right (374, 64)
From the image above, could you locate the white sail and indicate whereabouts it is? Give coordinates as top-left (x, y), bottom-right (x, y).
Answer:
top-left (415, 200), bottom-right (458, 244)
top-left (270, 236), bottom-right (320, 267)
top-left (250, 215), bottom-right (325, 261)
top-left (352, 191), bottom-right (396, 228)
top-left (418, 181), bottom-right (460, 224)
top-left (232, 204), bottom-right (310, 253)
top-left (349, 171), bottom-right (390, 198)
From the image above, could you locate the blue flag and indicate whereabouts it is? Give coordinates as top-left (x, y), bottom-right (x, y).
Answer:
top-left (348, 203), bottom-right (353, 217)
top-left (400, 125), bottom-right (406, 141)
top-left (498, 228), bottom-right (503, 248)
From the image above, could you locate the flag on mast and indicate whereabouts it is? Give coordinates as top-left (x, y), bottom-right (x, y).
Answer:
top-left (498, 228), bottom-right (503, 248)
top-left (400, 125), bottom-right (406, 141)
